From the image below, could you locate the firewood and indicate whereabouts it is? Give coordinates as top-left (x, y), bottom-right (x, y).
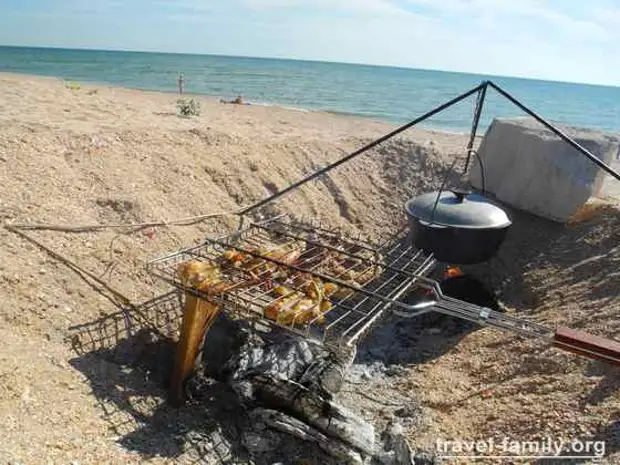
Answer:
top-left (246, 374), bottom-right (375, 455)
top-left (251, 408), bottom-right (365, 465)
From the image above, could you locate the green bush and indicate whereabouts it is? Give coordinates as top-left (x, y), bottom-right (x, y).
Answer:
top-left (177, 98), bottom-right (201, 117)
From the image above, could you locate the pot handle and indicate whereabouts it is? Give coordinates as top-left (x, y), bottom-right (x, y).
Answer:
top-left (430, 148), bottom-right (487, 224)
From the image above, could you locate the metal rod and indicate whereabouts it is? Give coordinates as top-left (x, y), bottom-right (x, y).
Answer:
top-left (337, 246), bottom-right (433, 340)
top-left (240, 83), bottom-right (485, 215)
top-left (464, 81), bottom-right (488, 172)
top-left (487, 81), bottom-right (620, 182)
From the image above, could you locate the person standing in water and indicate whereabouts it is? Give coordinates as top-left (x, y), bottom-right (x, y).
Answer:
top-left (178, 73), bottom-right (185, 95)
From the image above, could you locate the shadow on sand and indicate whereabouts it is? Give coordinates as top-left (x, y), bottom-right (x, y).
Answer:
top-left (68, 291), bottom-right (337, 464)
top-left (68, 292), bottom-right (253, 463)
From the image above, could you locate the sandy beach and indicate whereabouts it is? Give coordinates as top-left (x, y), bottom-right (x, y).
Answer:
top-left (0, 72), bottom-right (618, 464)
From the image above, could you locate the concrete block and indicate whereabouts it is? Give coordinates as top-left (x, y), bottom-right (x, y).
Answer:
top-left (469, 117), bottom-right (620, 222)
top-left (600, 159), bottom-right (620, 200)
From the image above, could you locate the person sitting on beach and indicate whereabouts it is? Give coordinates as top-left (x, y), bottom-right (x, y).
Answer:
top-left (220, 95), bottom-right (247, 105)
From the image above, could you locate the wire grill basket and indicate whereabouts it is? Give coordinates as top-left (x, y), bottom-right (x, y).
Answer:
top-left (147, 216), bottom-right (436, 346)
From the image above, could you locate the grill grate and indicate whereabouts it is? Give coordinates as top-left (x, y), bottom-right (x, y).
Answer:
top-left (147, 217), bottom-right (436, 347)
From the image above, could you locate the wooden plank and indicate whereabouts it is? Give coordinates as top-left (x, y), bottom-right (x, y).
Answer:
top-left (169, 293), bottom-right (221, 405)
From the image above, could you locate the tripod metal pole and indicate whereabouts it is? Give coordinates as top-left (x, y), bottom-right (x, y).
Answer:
top-left (464, 80), bottom-right (488, 173)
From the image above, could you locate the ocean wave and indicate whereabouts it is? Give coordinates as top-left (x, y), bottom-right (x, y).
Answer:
top-left (247, 101), bottom-right (310, 113)
top-left (323, 108), bottom-right (371, 118)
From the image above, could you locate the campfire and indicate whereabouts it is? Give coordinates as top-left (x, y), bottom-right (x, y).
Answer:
top-left (145, 217), bottom-right (438, 463)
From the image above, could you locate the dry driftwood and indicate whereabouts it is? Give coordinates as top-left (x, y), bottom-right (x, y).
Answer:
top-left (246, 373), bottom-right (375, 455)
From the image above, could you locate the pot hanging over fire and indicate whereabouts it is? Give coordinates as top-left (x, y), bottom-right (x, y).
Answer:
top-left (405, 151), bottom-right (512, 264)
top-left (405, 189), bottom-right (511, 264)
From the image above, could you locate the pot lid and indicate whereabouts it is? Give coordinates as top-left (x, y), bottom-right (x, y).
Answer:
top-left (405, 190), bottom-right (512, 229)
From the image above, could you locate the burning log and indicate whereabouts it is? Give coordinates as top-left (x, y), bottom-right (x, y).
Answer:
top-left (195, 322), bottom-right (373, 460)
top-left (167, 272), bottom-right (376, 462)
top-left (224, 334), bottom-right (356, 397)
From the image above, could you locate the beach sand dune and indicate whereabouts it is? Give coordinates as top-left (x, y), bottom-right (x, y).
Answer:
top-left (0, 73), bottom-right (618, 464)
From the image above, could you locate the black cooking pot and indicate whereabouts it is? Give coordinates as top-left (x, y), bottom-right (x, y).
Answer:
top-left (405, 189), bottom-right (512, 264)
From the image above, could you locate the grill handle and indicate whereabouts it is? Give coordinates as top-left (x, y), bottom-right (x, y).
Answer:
top-left (553, 326), bottom-right (620, 366)
top-left (404, 278), bottom-right (620, 367)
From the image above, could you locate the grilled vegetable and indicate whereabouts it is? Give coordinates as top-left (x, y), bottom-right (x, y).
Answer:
top-left (178, 240), bottom-right (380, 330)
top-left (281, 298), bottom-right (317, 325)
top-left (221, 249), bottom-right (246, 267)
top-left (177, 259), bottom-right (258, 294)
top-left (332, 287), bottom-right (355, 300)
top-left (323, 282), bottom-right (339, 297)
top-left (320, 300), bottom-right (332, 313)
top-left (264, 293), bottom-right (304, 322)
top-left (177, 260), bottom-right (221, 288)
top-left (272, 285), bottom-right (293, 297)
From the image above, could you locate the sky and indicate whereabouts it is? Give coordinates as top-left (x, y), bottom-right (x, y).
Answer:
top-left (1, 0), bottom-right (619, 86)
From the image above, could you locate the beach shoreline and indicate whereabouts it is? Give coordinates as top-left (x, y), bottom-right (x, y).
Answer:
top-left (0, 70), bottom-right (476, 136)
top-left (0, 71), bottom-right (477, 145)
top-left (3, 45), bottom-right (620, 134)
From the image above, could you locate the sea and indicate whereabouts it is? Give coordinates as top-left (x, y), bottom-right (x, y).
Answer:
top-left (1, 45), bottom-right (620, 134)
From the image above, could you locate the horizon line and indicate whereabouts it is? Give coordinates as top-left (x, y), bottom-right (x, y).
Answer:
top-left (1, 43), bottom-right (618, 90)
